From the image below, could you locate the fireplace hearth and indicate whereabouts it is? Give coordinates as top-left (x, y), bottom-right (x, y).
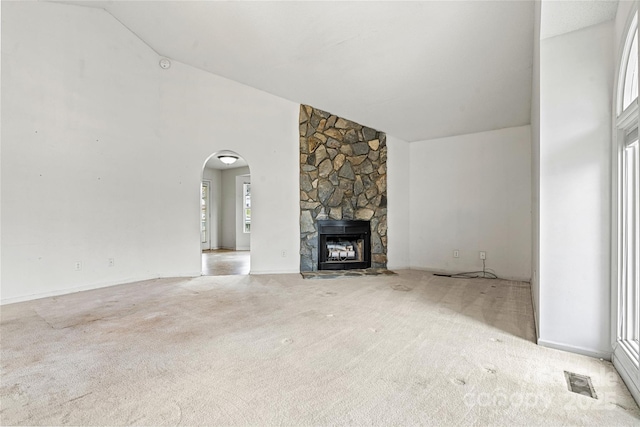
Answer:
top-left (318, 220), bottom-right (371, 270)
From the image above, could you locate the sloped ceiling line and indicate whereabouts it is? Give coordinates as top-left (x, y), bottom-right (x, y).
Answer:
top-left (52, 1), bottom-right (616, 142)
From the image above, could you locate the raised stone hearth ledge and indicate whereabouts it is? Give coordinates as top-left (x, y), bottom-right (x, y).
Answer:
top-left (301, 268), bottom-right (397, 279)
top-left (299, 104), bottom-right (387, 272)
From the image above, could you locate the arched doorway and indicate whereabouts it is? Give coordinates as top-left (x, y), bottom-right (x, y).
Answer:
top-left (200, 151), bottom-right (251, 275)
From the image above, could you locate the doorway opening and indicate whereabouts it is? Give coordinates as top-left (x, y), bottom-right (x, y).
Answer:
top-left (201, 151), bottom-right (251, 276)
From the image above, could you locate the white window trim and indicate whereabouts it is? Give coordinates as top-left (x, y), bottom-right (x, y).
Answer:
top-left (612, 6), bottom-right (640, 406)
top-left (619, 100), bottom-right (640, 129)
top-left (618, 12), bottom-right (639, 117)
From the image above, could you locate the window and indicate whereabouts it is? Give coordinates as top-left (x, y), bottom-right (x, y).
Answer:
top-left (201, 181), bottom-right (209, 244)
top-left (621, 131), bottom-right (640, 360)
top-left (243, 183), bottom-right (251, 233)
top-left (614, 10), bottom-right (640, 397)
top-left (623, 28), bottom-right (639, 111)
top-left (620, 12), bottom-right (638, 115)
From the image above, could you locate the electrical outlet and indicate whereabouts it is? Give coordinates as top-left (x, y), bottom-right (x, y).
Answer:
top-left (74, 261), bottom-right (82, 271)
top-left (108, 258), bottom-right (115, 267)
top-left (281, 250), bottom-right (287, 258)
top-left (453, 250), bottom-right (459, 258)
top-left (480, 251), bottom-right (486, 260)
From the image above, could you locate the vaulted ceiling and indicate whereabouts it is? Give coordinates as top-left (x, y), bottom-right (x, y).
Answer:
top-left (59, 1), bottom-right (618, 142)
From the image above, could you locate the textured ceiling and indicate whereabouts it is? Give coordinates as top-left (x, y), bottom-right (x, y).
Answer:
top-left (541, 0), bottom-right (619, 39)
top-left (57, 0), bottom-right (535, 142)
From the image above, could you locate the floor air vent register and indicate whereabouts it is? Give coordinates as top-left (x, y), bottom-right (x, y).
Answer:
top-left (564, 371), bottom-right (597, 399)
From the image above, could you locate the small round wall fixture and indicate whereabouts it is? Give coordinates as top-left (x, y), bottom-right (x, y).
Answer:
top-left (218, 155), bottom-right (239, 165)
top-left (159, 58), bottom-right (171, 69)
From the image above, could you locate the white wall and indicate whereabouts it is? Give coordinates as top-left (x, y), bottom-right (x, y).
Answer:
top-left (386, 135), bottom-right (411, 269)
top-left (1, 2), bottom-right (300, 303)
top-left (202, 167), bottom-right (222, 250)
top-left (409, 126), bottom-right (532, 281)
top-left (538, 21), bottom-right (614, 358)
top-left (531, 0), bottom-right (541, 339)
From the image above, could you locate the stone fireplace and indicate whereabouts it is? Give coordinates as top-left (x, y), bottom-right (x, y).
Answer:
top-left (299, 105), bottom-right (387, 272)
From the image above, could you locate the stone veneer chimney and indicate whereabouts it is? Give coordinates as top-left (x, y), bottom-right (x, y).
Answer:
top-left (299, 105), bottom-right (387, 272)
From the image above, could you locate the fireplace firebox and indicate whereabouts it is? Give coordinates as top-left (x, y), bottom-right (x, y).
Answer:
top-left (318, 220), bottom-right (371, 270)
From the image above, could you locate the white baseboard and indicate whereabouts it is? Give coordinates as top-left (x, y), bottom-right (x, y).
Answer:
top-left (0, 272), bottom-right (201, 305)
top-left (612, 349), bottom-right (640, 406)
top-left (387, 264), bottom-right (410, 271)
top-left (250, 269), bottom-right (300, 275)
top-left (538, 338), bottom-right (612, 361)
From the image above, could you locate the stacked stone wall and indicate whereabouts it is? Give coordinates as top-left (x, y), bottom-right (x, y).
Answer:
top-left (299, 105), bottom-right (387, 271)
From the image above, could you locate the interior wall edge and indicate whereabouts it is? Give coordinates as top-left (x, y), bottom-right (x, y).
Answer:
top-left (530, 284), bottom-right (540, 344)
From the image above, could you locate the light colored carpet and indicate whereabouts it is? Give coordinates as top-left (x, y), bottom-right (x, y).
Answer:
top-left (1, 270), bottom-right (638, 426)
